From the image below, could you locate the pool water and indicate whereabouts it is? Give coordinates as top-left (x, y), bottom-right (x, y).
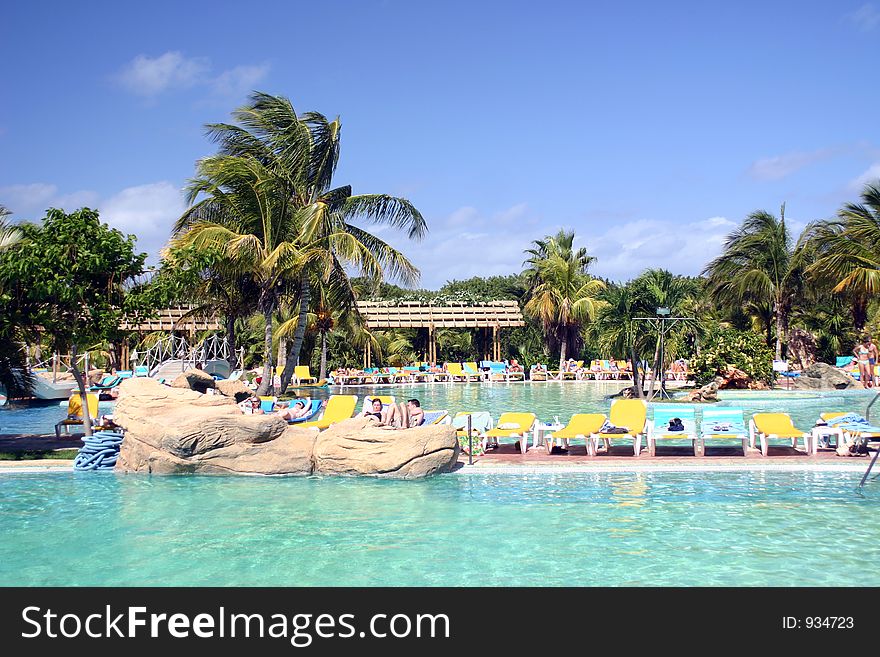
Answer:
top-left (0, 470), bottom-right (876, 586)
top-left (2, 382), bottom-right (877, 435)
top-left (0, 400), bottom-right (115, 435)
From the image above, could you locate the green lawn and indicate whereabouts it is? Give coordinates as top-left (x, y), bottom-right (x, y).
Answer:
top-left (0, 449), bottom-right (79, 461)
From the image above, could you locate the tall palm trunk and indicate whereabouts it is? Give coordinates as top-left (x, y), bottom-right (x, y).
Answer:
top-left (280, 275), bottom-right (310, 392)
top-left (774, 303), bottom-right (784, 361)
top-left (256, 305), bottom-right (275, 396)
top-left (68, 344), bottom-right (93, 437)
top-left (225, 315), bottom-right (237, 367)
top-left (647, 335), bottom-right (662, 400)
top-left (853, 296), bottom-right (868, 332)
top-left (319, 331), bottom-right (328, 381)
top-left (630, 346), bottom-right (644, 399)
top-left (558, 334), bottom-right (568, 373)
top-left (277, 335), bottom-right (288, 376)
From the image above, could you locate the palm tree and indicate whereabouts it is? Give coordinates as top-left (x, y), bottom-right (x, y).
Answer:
top-left (523, 230), bottom-right (605, 370)
top-left (196, 92), bottom-right (427, 393)
top-left (173, 93), bottom-right (426, 394)
top-left (593, 283), bottom-right (645, 398)
top-left (631, 269), bottom-right (701, 397)
top-left (158, 245), bottom-right (259, 367)
top-left (703, 205), bottom-right (804, 359)
top-left (803, 180), bottom-right (880, 330)
top-left (0, 206), bottom-right (22, 251)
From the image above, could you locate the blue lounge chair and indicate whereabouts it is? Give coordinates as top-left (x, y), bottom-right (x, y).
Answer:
top-left (287, 399), bottom-right (323, 424)
top-left (647, 404), bottom-right (699, 456)
top-left (700, 407), bottom-right (748, 455)
top-left (90, 375), bottom-right (121, 391)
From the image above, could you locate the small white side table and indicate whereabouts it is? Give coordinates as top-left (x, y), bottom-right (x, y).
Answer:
top-left (535, 423), bottom-right (565, 451)
top-left (811, 425), bottom-right (844, 451)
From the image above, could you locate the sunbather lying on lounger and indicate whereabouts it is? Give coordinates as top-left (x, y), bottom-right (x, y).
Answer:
top-left (275, 399), bottom-right (313, 421)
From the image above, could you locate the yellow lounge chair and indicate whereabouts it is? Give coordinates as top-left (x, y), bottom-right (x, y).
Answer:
top-left (298, 395), bottom-right (358, 430)
top-left (447, 363), bottom-right (481, 382)
top-left (750, 413), bottom-right (813, 457)
top-left (464, 362), bottom-right (484, 380)
top-left (293, 365), bottom-right (317, 385)
top-left (591, 399), bottom-right (647, 456)
top-left (546, 413), bottom-right (607, 455)
top-left (481, 412), bottom-right (537, 454)
top-left (55, 393), bottom-right (100, 438)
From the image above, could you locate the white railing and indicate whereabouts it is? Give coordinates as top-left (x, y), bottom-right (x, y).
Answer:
top-left (134, 333), bottom-right (231, 374)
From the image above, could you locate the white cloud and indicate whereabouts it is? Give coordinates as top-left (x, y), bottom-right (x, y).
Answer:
top-left (0, 181), bottom-right (183, 263)
top-left (117, 52), bottom-right (210, 96)
top-left (747, 149), bottom-right (832, 181)
top-left (849, 163), bottom-right (880, 190)
top-left (371, 203), bottom-right (738, 288)
top-left (845, 3), bottom-right (880, 31)
top-left (116, 51), bottom-right (270, 99)
top-left (99, 182), bottom-right (184, 259)
top-left (584, 216), bottom-right (738, 281)
top-left (211, 64), bottom-right (271, 97)
top-left (0, 183), bottom-right (58, 215)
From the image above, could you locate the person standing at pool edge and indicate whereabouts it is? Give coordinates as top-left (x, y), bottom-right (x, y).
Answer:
top-left (852, 335), bottom-right (879, 388)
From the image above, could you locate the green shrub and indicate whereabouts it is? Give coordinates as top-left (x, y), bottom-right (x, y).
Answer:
top-left (690, 325), bottom-right (774, 384)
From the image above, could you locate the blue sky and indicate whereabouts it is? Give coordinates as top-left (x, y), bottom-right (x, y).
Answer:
top-left (1, 0), bottom-right (878, 287)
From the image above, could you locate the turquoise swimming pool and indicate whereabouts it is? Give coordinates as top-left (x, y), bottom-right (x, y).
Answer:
top-left (331, 382), bottom-right (879, 429)
top-left (0, 470), bottom-right (877, 586)
top-left (1, 382), bottom-right (877, 435)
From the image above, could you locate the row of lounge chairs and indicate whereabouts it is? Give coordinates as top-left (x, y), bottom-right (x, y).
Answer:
top-left (331, 360), bottom-right (692, 385)
top-left (454, 400), bottom-right (880, 457)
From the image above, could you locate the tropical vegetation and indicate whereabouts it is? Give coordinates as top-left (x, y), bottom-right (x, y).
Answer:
top-left (2, 90), bottom-right (880, 400)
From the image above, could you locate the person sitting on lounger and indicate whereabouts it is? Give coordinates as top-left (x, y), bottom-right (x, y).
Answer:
top-left (360, 398), bottom-right (386, 422)
top-left (509, 359), bottom-right (523, 373)
top-left (276, 399), bottom-right (312, 421)
top-left (239, 395), bottom-right (265, 415)
top-left (379, 399), bottom-right (425, 429)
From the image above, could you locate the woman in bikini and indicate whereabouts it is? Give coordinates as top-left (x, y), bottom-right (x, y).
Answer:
top-left (853, 336), bottom-right (878, 389)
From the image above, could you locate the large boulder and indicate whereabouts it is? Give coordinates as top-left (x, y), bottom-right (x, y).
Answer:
top-left (688, 381), bottom-right (718, 402)
top-left (113, 377), bottom-right (315, 475)
top-left (112, 378), bottom-right (455, 478)
top-left (312, 417), bottom-right (459, 479)
top-left (171, 368), bottom-right (216, 394)
top-left (793, 362), bottom-right (858, 390)
top-left (714, 366), bottom-right (752, 389)
top-left (215, 378), bottom-right (254, 403)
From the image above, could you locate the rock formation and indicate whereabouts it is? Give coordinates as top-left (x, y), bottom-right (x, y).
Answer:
top-left (793, 362), bottom-right (858, 390)
top-left (112, 377), bottom-right (458, 478)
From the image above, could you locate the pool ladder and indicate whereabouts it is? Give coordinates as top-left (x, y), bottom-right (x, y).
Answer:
top-left (858, 393), bottom-right (880, 488)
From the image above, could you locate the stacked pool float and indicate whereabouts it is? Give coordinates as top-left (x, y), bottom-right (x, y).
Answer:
top-left (73, 430), bottom-right (124, 471)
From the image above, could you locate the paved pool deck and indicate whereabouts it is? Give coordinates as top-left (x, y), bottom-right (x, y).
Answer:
top-left (460, 442), bottom-right (874, 472)
top-left (0, 433), bottom-right (873, 474)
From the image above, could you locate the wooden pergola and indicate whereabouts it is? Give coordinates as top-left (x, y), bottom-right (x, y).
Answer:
top-left (119, 307), bottom-right (222, 333)
top-left (356, 301), bottom-right (525, 367)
